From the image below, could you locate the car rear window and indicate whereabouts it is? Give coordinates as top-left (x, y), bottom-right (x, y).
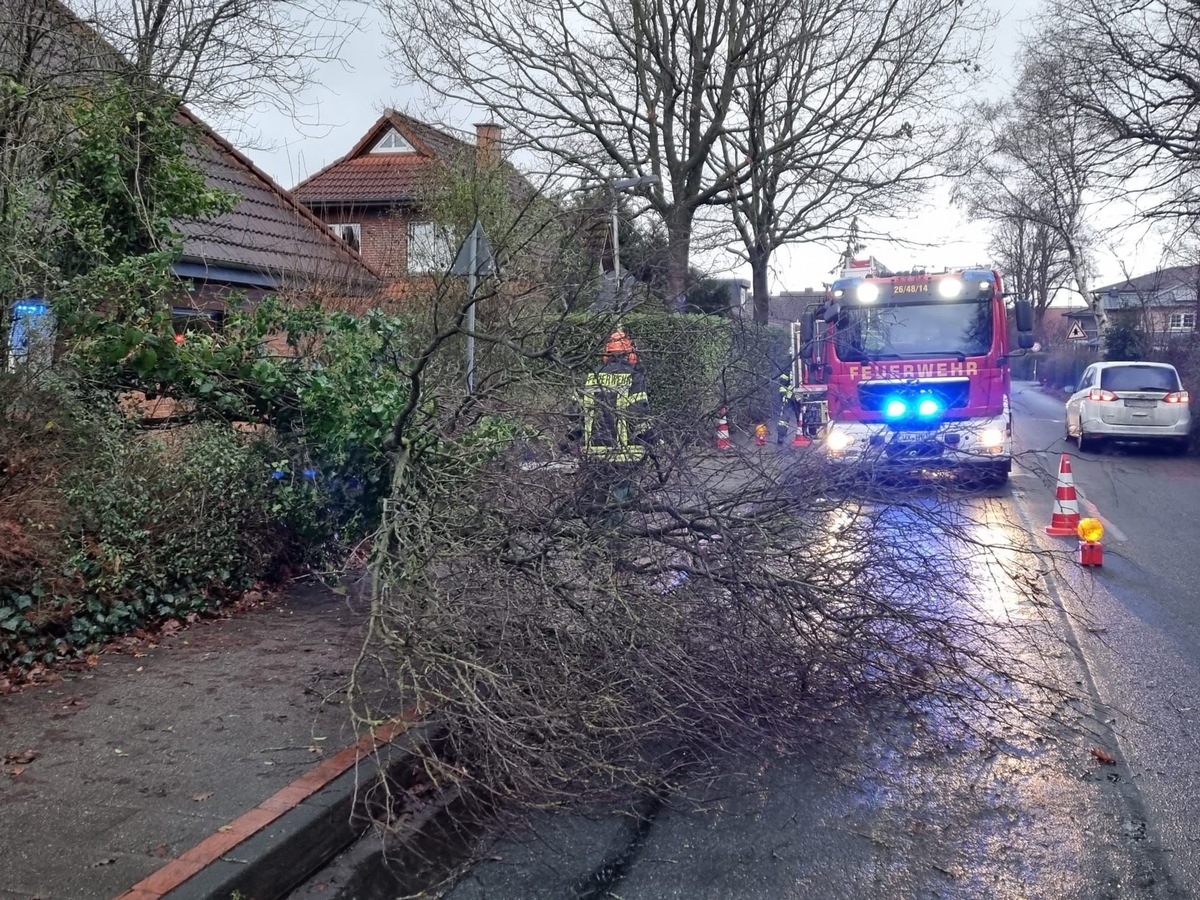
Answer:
top-left (1100, 365), bottom-right (1180, 392)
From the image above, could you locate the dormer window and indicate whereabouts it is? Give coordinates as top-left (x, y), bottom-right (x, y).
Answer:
top-left (372, 127), bottom-right (414, 154)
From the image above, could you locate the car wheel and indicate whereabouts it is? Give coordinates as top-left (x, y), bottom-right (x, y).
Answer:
top-left (1168, 438), bottom-right (1190, 456)
top-left (1079, 431), bottom-right (1098, 453)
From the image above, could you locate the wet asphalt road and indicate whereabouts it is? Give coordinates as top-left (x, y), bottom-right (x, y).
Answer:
top-left (1009, 381), bottom-right (1200, 892)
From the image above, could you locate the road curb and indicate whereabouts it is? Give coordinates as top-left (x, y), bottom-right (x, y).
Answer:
top-left (288, 785), bottom-right (473, 900)
top-left (115, 713), bottom-right (432, 900)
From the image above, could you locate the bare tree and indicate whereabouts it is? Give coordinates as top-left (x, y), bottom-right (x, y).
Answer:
top-left (719, 0), bottom-right (985, 324)
top-left (968, 190), bottom-right (1071, 338)
top-left (1045, 0), bottom-right (1200, 221)
top-left (960, 55), bottom-right (1111, 332)
top-left (378, 0), bottom-right (792, 307)
top-left (337, 193), bottom-right (1074, 835)
top-left (64, 0), bottom-right (364, 117)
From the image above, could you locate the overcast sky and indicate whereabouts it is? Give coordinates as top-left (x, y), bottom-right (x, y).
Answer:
top-left (228, 0), bottom-right (1167, 298)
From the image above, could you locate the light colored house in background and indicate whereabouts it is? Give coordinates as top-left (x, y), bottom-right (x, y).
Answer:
top-left (292, 111), bottom-right (511, 300)
top-left (1065, 265), bottom-right (1200, 348)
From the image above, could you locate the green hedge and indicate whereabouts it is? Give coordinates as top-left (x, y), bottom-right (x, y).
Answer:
top-left (553, 312), bottom-right (789, 439)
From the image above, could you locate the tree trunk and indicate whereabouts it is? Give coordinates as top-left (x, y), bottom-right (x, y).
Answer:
top-left (1069, 246), bottom-right (1106, 334)
top-left (751, 247), bottom-right (770, 325)
top-left (665, 209), bottom-right (694, 311)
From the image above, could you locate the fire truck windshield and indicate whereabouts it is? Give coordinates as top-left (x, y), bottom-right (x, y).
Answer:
top-left (834, 299), bottom-right (993, 361)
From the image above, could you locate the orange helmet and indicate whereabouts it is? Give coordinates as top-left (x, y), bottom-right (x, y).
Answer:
top-left (603, 329), bottom-right (638, 365)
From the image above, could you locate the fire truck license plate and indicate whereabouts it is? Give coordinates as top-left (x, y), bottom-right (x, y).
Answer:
top-left (895, 432), bottom-right (933, 443)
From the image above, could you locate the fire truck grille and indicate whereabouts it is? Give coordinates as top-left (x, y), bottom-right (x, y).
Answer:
top-left (857, 379), bottom-right (971, 414)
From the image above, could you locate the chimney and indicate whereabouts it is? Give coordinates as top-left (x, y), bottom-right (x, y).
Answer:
top-left (475, 122), bottom-right (502, 169)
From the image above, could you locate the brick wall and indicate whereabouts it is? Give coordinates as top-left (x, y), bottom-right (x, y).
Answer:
top-left (313, 204), bottom-right (423, 284)
top-left (360, 209), bottom-right (409, 280)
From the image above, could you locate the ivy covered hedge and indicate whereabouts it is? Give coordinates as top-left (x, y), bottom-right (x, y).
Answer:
top-left (0, 300), bottom-right (423, 665)
top-left (0, 376), bottom-right (267, 663)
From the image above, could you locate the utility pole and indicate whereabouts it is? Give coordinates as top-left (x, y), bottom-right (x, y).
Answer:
top-left (608, 175), bottom-right (661, 303)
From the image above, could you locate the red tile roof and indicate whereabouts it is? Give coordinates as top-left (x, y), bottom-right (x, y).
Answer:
top-left (18, 0), bottom-right (380, 294)
top-left (293, 110), bottom-right (476, 206)
top-left (291, 153), bottom-right (441, 206)
top-left (176, 107), bottom-right (380, 290)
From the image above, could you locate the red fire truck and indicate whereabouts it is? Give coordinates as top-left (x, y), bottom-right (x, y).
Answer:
top-left (794, 260), bottom-right (1034, 481)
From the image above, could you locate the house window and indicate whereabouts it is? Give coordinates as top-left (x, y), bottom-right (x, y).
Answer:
top-left (7, 299), bottom-right (54, 371)
top-left (328, 223), bottom-right (361, 253)
top-left (372, 128), bottom-right (414, 154)
top-left (170, 307), bottom-right (224, 344)
top-left (407, 222), bottom-right (454, 274)
top-left (1168, 312), bottom-right (1196, 332)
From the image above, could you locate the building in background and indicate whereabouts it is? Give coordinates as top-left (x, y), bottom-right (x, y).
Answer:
top-left (293, 111), bottom-right (523, 301)
top-left (1066, 265), bottom-right (1200, 349)
top-left (3, 0), bottom-right (382, 366)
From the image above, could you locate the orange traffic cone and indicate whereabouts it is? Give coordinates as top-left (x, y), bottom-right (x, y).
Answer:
top-left (716, 408), bottom-right (731, 450)
top-left (791, 418), bottom-right (811, 447)
top-left (1045, 453), bottom-right (1082, 536)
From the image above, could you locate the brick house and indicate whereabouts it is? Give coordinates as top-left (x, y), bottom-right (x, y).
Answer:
top-left (1065, 265), bottom-right (1200, 349)
top-left (292, 110), bottom-right (509, 297)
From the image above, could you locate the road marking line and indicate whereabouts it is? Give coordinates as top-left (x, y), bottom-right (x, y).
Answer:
top-left (1007, 489), bottom-right (1175, 894)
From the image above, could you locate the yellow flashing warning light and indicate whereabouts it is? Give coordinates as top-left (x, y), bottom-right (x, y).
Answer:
top-left (1078, 517), bottom-right (1104, 543)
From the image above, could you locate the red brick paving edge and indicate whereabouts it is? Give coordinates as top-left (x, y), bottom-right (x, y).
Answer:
top-left (112, 713), bottom-right (417, 900)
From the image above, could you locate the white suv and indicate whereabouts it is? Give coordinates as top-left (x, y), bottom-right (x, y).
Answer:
top-left (1066, 361), bottom-right (1191, 452)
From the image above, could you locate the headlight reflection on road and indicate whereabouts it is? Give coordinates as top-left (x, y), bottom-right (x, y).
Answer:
top-left (969, 519), bottom-right (1029, 622)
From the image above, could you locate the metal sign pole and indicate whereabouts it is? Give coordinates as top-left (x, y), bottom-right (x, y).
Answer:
top-left (451, 220), bottom-right (496, 397)
top-left (466, 228), bottom-right (477, 396)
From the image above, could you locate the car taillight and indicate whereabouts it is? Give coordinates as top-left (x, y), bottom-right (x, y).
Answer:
top-left (1089, 388), bottom-right (1118, 401)
top-left (1165, 390), bottom-right (1190, 404)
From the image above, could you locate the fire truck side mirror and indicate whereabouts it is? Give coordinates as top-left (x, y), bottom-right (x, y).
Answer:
top-left (800, 311), bottom-right (816, 351)
top-left (1014, 299), bottom-right (1034, 333)
top-left (1018, 333), bottom-right (1036, 349)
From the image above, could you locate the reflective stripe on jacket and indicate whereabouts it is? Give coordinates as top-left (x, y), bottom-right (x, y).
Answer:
top-left (577, 360), bottom-right (650, 463)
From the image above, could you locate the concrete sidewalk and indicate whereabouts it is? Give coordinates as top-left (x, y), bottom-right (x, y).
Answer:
top-left (0, 581), bottom-right (404, 900)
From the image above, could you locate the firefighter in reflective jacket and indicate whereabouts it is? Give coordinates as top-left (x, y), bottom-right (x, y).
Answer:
top-left (569, 328), bottom-right (655, 464)
top-left (777, 373), bottom-right (799, 444)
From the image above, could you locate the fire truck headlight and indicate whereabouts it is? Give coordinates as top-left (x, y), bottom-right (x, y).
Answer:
top-left (979, 427), bottom-right (1004, 447)
top-left (827, 429), bottom-right (854, 452)
top-left (883, 398), bottom-right (908, 419)
top-left (937, 277), bottom-right (963, 298)
top-left (856, 282), bottom-right (879, 303)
